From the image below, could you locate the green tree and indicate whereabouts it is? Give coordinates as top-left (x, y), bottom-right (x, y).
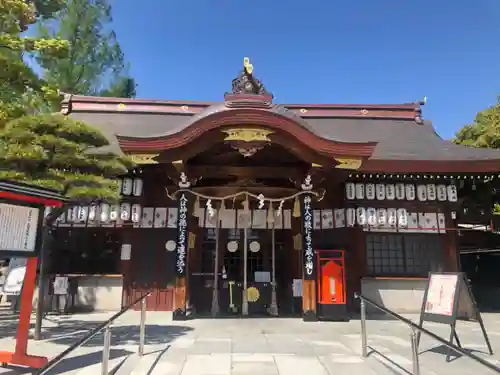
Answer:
top-left (36, 0), bottom-right (136, 98)
top-left (454, 96), bottom-right (500, 215)
top-left (453, 96), bottom-right (500, 148)
top-left (0, 0), bottom-right (68, 127)
top-left (0, 114), bottom-right (132, 205)
top-left (0, 0), bottom-right (133, 219)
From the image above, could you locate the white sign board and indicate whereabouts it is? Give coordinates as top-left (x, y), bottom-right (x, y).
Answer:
top-left (424, 273), bottom-right (458, 316)
top-left (2, 257), bottom-right (28, 295)
top-left (120, 244), bottom-right (132, 260)
top-left (293, 278), bottom-right (303, 297)
top-left (0, 203), bottom-right (39, 253)
top-left (53, 276), bottom-right (69, 295)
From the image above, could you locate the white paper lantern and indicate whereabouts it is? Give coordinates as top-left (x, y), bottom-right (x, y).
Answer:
top-left (227, 241), bottom-right (238, 252)
top-left (377, 208), bottom-right (387, 226)
top-left (77, 206), bottom-right (89, 222)
top-left (120, 203), bottom-right (131, 221)
top-left (100, 203), bottom-right (110, 222)
top-left (437, 185), bottom-right (447, 201)
top-left (56, 211), bottom-right (66, 224)
top-left (131, 204), bottom-right (142, 223)
top-left (405, 184), bottom-right (416, 200)
top-left (70, 206), bottom-right (79, 222)
top-left (355, 183), bottom-right (365, 200)
top-left (122, 178), bottom-right (133, 195)
top-left (165, 240), bottom-right (176, 251)
top-left (367, 207), bottom-right (377, 226)
top-left (132, 178), bottom-right (143, 197)
top-left (397, 208), bottom-right (408, 228)
top-left (417, 185), bottom-right (427, 201)
top-left (109, 204), bottom-right (119, 221)
top-left (385, 184), bottom-right (396, 200)
top-left (426, 184), bottom-right (437, 200)
top-left (346, 208), bottom-right (356, 227)
top-left (88, 205), bottom-right (98, 221)
top-left (345, 183), bottom-right (355, 200)
top-left (447, 185), bottom-right (458, 202)
top-left (387, 208), bottom-right (397, 227)
top-left (395, 183), bottom-right (405, 200)
top-left (356, 207), bottom-right (366, 226)
top-left (366, 184), bottom-right (375, 200)
top-left (376, 184), bottom-right (386, 200)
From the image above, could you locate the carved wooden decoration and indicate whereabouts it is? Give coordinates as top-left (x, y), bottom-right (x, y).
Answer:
top-left (222, 128), bottom-right (273, 143)
top-left (334, 158), bottom-right (362, 170)
top-left (128, 154), bottom-right (159, 164)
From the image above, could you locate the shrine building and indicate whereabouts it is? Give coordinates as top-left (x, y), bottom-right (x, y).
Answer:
top-left (49, 58), bottom-right (500, 320)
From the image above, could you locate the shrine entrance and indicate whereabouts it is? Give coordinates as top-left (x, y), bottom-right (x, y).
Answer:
top-left (189, 212), bottom-right (298, 317)
top-left (179, 135), bottom-right (320, 318)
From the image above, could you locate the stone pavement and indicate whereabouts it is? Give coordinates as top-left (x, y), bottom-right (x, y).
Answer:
top-left (1, 306), bottom-right (500, 374)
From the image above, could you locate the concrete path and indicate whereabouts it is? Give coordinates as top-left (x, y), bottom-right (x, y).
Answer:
top-left (2, 306), bottom-right (500, 374)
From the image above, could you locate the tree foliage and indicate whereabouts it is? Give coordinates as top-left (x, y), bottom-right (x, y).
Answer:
top-left (0, 0), bottom-right (68, 127)
top-left (35, 0), bottom-right (136, 98)
top-left (453, 96), bottom-right (500, 149)
top-left (0, 114), bottom-right (133, 203)
top-left (454, 96), bottom-right (500, 215)
top-left (0, 0), bottom-right (134, 219)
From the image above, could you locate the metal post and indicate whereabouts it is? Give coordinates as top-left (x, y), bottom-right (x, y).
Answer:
top-left (101, 325), bottom-right (111, 375)
top-left (35, 226), bottom-right (51, 340)
top-left (269, 224), bottom-right (278, 316)
top-left (211, 209), bottom-right (220, 317)
top-left (242, 224), bottom-right (249, 316)
top-left (360, 299), bottom-right (368, 358)
top-left (410, 328), bottom-right (421, 375)
top-left (139, 298), bottom-right (146, 356)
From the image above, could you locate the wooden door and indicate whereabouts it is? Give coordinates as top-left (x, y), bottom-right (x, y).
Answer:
top-left (124, 229), bottom-right (175, 311)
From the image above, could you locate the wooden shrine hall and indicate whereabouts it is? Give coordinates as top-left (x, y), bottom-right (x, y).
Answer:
top-left (53, 57), bottom-right (500, 321)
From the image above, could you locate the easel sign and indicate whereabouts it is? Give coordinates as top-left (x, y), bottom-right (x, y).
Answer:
top-left (418, 272), bottom-right (493, 362)
top-left (0, 180), bottom-right (67, 369)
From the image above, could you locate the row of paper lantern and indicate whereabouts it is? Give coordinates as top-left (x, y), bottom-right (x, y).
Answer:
top-left (59, 203), bottom-right (143, 223)
top-left (120, 178), bottom-right (144, 197)
top-left (345, 183), bottom-right (458, 202)
top-left (345, 207), bottom-right (408, 227)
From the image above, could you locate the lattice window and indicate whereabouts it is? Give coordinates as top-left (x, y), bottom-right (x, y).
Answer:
top-left (366, 234), bottom-right (446, 277)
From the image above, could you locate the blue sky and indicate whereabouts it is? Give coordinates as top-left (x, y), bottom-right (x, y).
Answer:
top-left (108, 0), bottom-right (500, 139)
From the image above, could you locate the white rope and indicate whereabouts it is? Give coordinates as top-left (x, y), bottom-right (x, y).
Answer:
top-left (165, 187), bottom-right (326, 202)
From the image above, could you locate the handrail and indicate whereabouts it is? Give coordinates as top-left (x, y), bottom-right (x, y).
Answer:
top-left (36, 291), bottom-right (152, 375)
top-left (355, 293), bottom-right (500, 374)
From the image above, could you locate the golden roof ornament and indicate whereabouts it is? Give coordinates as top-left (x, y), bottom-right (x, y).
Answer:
top-left (228, 56), bottom-right (272, 97)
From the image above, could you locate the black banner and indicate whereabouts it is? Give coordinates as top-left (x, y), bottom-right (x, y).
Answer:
top-left (175, 193), bottom-right (189, 277)
top-left (301, 194), bottom-right (315, 280)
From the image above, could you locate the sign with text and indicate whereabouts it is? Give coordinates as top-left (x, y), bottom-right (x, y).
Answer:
top-left (175, 193), bottom-right (189, 276)
top-left (301, 195), bottom-right (315, 280)
top-left (0, 202), bottom-right (40, 255)
top-left (419, 272), bottom-right (493, 361)
top-left (424, 273), bottom-right (458, 317)
top-left (53, 276), bottom-right (69, 295)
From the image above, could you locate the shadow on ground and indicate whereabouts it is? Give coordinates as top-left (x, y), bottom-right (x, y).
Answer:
top-left (0, 348), bottom-right (134, 375)
top-left (40, 321), bottom-right (193, 347)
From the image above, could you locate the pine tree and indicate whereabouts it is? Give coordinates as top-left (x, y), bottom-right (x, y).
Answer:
top-left (0, 0), bottom-right (133, 223)
top-left (35, 0), bottom-right (136, 98)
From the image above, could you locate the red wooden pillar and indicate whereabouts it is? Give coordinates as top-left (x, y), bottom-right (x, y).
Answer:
top-left (0, 258), bottom-right (48, 368)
